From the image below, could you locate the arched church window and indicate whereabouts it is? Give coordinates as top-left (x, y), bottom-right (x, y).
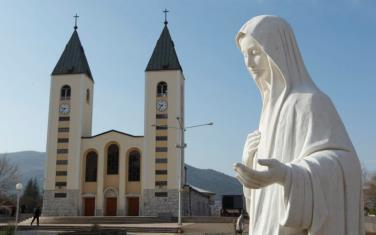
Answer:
top-left (60, 85), bottom-right (71, 100)
top-left (128, 150), bottom-right (140, 181)
top-left (86, 89), bottom-right (90, 104)
top-left (85, 151), bottom-right (97, 182)
top-left (157, 82), bottom-right (168, 97)
top-left (107, 144), bottom-right (119, 175)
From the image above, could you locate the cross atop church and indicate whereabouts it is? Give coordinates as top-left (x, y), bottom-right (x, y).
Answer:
top-left (74, 14), bottom-right (79, 30)
top-left (163, 9), bottom-right (169, 25)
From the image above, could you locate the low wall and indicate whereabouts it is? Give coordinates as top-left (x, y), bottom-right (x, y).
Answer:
top-left (365, 216), bottom-right (376, 233)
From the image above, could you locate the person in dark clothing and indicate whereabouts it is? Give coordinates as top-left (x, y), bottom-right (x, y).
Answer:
top-left (30, 206), bottom-right (41, 226)
top-left (235, 209), bottom-right (245, 235)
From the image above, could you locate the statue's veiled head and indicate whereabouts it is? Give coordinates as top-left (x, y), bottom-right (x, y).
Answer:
top-left (238, 34), bottom-right (269, 81)
top-left (236, 15), bottom-right (316, 93)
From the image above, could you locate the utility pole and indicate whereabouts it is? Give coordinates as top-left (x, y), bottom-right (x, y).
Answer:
top-left (152, 119), bottom-right (213, 227)
top-left (175, 117), bottom-right (213, 227)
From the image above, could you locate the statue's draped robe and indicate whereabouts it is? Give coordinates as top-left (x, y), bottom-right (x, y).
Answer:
top-left (238, 16), bottom-right (364, 235)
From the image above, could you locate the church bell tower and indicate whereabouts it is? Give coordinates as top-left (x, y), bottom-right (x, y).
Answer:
top-left (43, 22), bottom-right (94, 216)
top-left (142, 18), bottom-right (185, 216)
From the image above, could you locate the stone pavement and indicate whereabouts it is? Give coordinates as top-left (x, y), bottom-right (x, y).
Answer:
top-left (13, 231), bottom-right (63, 235)
top-left (2, 223), bottom-right (243, 235)
top-left (4, 218), bottom-right (375, 234)
top-left (6, 227), bottom-right (376, 235)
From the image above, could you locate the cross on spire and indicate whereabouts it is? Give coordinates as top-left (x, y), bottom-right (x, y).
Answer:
top-left (163, 9), bottom-right (169, 25)
top-left (74, 14), bottom-right (79, 30)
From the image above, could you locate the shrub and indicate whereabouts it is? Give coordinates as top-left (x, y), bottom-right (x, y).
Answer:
top-left (0, 225), bottom-right (15, 235)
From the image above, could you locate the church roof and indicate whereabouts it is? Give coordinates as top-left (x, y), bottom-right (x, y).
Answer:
top-left (146, 24), bottom-right (182, 72)
top-left (184, 184), bottom-right (215, 197)
top-left (52, 30), bottom-right (93, 80)
top-left (82, 129), bottom-right (143, 139)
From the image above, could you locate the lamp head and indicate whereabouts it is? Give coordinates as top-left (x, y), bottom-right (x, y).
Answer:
top-left (16, 183), bottom-right (23, 191)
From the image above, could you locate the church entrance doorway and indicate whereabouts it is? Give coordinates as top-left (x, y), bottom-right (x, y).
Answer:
top-left (105, 198), bottom-right (117, 216)
top-left (127, 197), bottom-right (139, 216)
top-left (84, 197), bottom-right (95, 216)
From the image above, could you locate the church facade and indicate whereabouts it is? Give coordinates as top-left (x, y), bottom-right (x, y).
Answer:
top-left (42, 20), bottom-right (213, 216)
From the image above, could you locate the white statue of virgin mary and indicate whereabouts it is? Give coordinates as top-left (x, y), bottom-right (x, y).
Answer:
top-left (233, 15), bottom-right (364, 235)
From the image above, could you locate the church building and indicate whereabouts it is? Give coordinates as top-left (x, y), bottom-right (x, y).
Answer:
top-left (42, 17), bottom-right (214, 216)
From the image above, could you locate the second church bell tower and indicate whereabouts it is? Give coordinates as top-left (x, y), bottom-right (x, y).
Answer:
top-left (142, 18), bottom-right (186, 216)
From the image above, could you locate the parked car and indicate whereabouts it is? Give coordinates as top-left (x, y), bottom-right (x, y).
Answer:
top-left (220, 195), bottom-right (245, 217)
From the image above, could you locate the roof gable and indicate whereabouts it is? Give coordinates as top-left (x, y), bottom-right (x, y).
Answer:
top-left (82, 129), bottom-right (143, 139)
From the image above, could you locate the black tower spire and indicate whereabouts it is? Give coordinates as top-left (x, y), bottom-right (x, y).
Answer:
top-left (52, 22), bottom-right (93, 80)
top-left (145, 12), bottom-right (182, 72)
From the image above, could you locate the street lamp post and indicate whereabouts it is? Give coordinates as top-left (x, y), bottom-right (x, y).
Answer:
top-left (15, 183), bottom-right (23, 232)
top-left (175, 117), bottom-right (213, 227)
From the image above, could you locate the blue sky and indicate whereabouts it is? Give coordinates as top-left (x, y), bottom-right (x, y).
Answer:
top-left (0, 0), bottom-right (375, 176)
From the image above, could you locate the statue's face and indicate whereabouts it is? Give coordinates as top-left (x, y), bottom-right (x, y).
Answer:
top-left (239, 35), bottom-right (269, 80)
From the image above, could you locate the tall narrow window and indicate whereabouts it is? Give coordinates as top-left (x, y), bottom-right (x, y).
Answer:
top-left (86, 89), bottom-right (90, 104)
top-left (60, 85), bottom-right (71, 100)
top-left (85, 151), bottom-right (98, 182)
top-left (157, 82), bottom-right (167, 97)
top-left (107, 144), bottom-right (119, 175)
top-left (128, 150), bottom-right (140, 181)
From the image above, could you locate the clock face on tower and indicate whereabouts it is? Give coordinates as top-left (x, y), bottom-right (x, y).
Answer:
top-left (156, 100), bottom-right (168, 112)
top-left (59, 103), bottom-right (70, 115)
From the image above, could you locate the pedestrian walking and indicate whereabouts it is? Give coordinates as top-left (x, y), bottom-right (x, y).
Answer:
top-left (30, 206), bottom-right (41, 226)
top-left (235, 210), bottom-right (244, 235)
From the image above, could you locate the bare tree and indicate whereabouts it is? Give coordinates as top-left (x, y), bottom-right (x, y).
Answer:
top-left (361, 161), bottom-right (369, 184)
top-left (364, 170), bottom-right (376, 215)
top-left (0, 155), bottom-right (20, 200)
top-left (366, 174), bottom-right (376, 196)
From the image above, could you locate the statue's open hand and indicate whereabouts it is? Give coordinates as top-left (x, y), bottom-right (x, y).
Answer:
top-left (243, 130), bottom-right (261, 165)
top-left (234, 159), bottom-right (288, 189)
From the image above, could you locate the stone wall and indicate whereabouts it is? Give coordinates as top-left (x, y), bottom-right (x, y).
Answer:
top-left (365, 216), bottom-right (376, 233)
top-left (95, 208), bottom-right (103, 216)
top-left (142, 189), bottom-right (180, 216)
top-left (42, 188), bottom-right (212, 217)
top-left (42, 190), bottom-right (80, 216)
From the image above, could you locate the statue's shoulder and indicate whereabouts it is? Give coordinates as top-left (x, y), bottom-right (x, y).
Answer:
top-left (288, 91), bottom-right (333, 113)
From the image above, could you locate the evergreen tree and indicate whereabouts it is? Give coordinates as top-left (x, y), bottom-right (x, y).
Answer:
top-left (20, 178), bottom-right (42, 213)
